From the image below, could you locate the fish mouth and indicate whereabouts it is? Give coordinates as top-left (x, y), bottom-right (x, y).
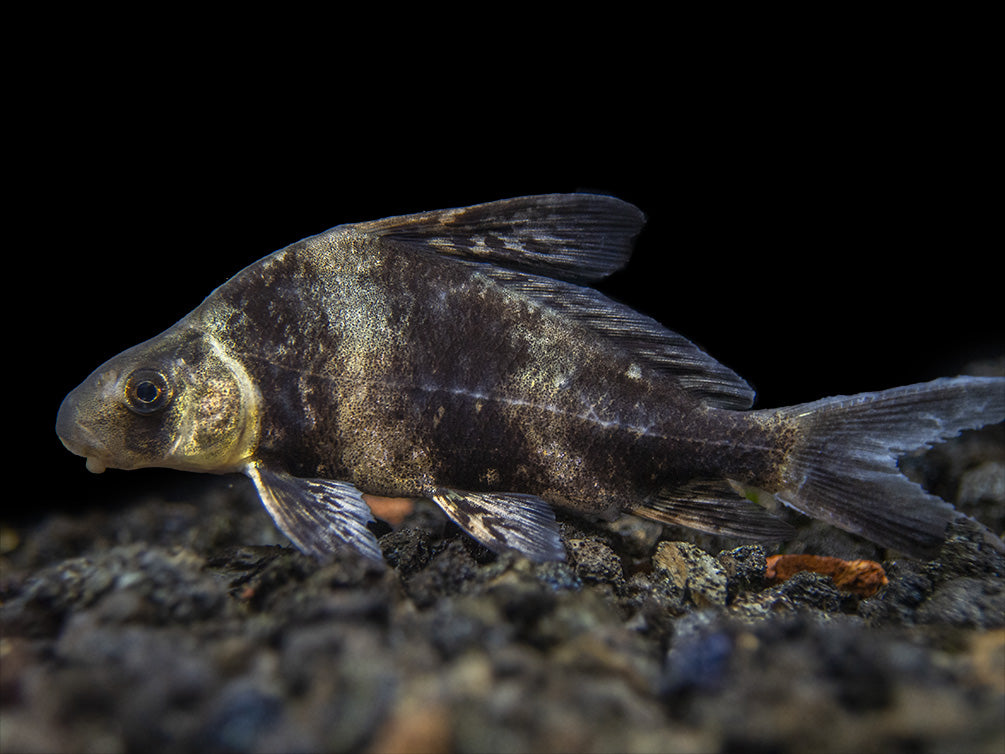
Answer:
top-left (57, 430), bottom-right (110, 475)
top-left (56, 397), bottom-right (111, 474)
top-left (84, 455), bottom-right (108, 474)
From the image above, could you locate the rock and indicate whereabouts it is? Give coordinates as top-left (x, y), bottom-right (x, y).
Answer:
top-left (380, 527), bottom-right (433, 575)
top-left (716, 544), bottom-right (767, 602)
top-left (916, 576), bottom-right (1005, 628)
top-left (930, 518), bottom-right (1005, 582)
top-left (654, 541), bottom-right (728, 608)
top-left (567, 538), bottom-right (624, 585)
top-left (858, 558), bottom-right (934, 626)
top-left (957, 460), bottom-right (1005, 506)
top-left (733, 570), bottom-right (857, 616)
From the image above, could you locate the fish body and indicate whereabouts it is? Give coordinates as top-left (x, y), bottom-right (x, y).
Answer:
top-left (56, 195), bottom-right (1005, 561)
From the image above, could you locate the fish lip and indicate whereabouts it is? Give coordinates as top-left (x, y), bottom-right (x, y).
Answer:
top-left (56, 396), bottom-right (112, 473)
top-left (56, 431), bottom-right (111, 474)
top-left (85, 456), bottom-right (108, 474)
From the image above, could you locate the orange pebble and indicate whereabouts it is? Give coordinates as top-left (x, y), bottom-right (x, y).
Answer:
top-left (765, 554), bottom-right (888, 597)
top-left (363, 495), bottom-right (416, 526)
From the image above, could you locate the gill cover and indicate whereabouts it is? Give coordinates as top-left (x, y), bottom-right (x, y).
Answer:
top-left (56, 326), bottom-right (260, 474)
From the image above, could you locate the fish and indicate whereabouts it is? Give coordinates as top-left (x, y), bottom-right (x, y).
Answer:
top-left (55, 194), bottom-right (1005, 562)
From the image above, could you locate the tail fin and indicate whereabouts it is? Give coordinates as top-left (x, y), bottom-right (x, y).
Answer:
top-left (770, 376), bottom-right (1005, 558)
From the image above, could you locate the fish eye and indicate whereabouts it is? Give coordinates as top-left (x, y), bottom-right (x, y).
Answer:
top-left (124, 369), bottom-right (173, 415)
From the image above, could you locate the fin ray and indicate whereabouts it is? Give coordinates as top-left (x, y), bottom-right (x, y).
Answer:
top-left (354, 193), bottom-right (645, 284)
top-left (431, 488), bottom-right (566, 562)
top-left (772, 376), bottom-right (1005, 557)
top-left (630, 479), bottom-right (794, 540)
top-left (245, 464), bottom-right (383, 561)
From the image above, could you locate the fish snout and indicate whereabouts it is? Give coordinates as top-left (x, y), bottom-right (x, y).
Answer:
top-left (56, 390), bottom-right (110, 474)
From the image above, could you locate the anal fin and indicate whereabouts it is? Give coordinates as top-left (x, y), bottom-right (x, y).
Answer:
top-left (629, 479), bottom-right (794, 542)
top-left (431, 489), bottom-right (566, 562)
top-left (245, 463), bottom-right (383, 562)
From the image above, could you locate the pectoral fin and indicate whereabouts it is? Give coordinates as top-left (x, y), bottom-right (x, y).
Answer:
top-left (629, 479), bottom-right (794, 541)
top-left (431, 489), bottom-right (566, 562)
top-left (245, 463), bottom-right (383, 562)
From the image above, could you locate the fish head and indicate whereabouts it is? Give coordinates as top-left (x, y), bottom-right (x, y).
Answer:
top-left (56, 326), bottom-right (260, 475)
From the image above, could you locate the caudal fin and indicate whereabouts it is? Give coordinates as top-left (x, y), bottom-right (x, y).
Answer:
top-left (770, 376), bottom-right (1005, 558)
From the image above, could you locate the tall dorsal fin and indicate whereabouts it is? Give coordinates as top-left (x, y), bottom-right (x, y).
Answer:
top-left (352, 193), bottom-right (646, 284)
top-left (351, 193), bottom-right (753, 409)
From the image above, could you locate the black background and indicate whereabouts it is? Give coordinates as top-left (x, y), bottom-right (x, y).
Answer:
top-left (23, 53), bottom-right (1002, 521)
